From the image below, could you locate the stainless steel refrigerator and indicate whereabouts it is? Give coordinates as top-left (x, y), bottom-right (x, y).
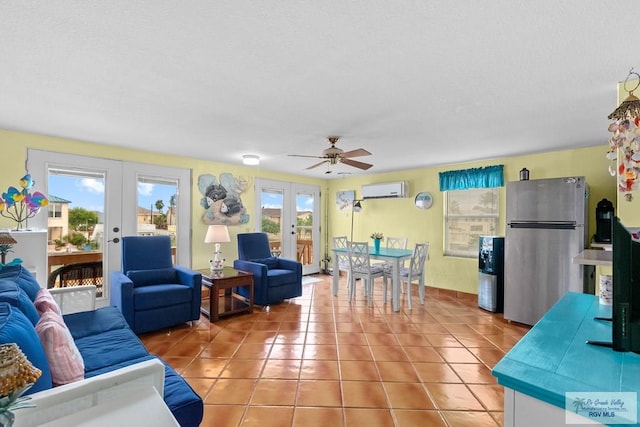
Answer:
top-left (504, 177), bottom-right (589, 326)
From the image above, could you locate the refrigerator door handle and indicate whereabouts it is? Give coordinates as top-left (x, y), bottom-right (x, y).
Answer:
top-left (508, 221), bottom-right (577, 230)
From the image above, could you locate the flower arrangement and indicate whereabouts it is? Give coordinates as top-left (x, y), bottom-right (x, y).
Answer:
top-left (370, 232), bottom-right (384, 240)
top-left (0, 175), bottom-right (48, 231)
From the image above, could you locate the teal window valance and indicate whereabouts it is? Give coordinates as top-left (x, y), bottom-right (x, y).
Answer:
top-left (439, 165), bottom-right (504, 191)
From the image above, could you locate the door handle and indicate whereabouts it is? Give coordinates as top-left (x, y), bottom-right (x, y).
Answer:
top-left (108, 237), bottom-right (120, 243)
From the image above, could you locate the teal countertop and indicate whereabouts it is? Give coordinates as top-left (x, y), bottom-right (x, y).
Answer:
top-left (493, 292), bottom-right (640, 416)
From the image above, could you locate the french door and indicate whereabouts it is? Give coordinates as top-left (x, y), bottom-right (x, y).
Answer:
top-left (255, 179), bottom-right (320, 275)
top-left (28, 150), bottom-right (191, 307)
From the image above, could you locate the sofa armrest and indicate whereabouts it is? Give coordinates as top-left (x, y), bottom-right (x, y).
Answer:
top-left (49, 285), bottom-right (96, 315)
top-left (14, 358), bottom-right (165, 427)
top-left (109, 271), bottom-right (135, 329)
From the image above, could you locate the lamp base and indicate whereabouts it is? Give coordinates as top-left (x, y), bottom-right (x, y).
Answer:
top-left (209, 245), bottom-right (225, 271)
top-left (209, 260), bottom-right (224, 271)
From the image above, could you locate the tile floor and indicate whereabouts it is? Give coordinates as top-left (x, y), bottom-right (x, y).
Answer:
top-left (139, 275), bottom-right (529, 427)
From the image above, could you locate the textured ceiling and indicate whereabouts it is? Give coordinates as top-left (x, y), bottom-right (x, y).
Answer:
top-left (0, 1), bottom-right (637, 178)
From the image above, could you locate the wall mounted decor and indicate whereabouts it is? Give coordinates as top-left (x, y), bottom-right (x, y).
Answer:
top-left (606, 68), bottom-right (640, 195)
top-left (414, 192), bottom-right (433, 210)
top-left (198, 173), bottom-right (249, 225)
top-left (0, 174), bottom-right (49, 230)
top-left (336, 190), bottom-right (355, 212)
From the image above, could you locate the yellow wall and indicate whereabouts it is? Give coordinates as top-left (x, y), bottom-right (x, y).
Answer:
top-left (326, 145), bottom-right (616, 294)
top-left (0, 129), bottom-right (325, 271)
top-left (0, 128), bottom-right (616, 295)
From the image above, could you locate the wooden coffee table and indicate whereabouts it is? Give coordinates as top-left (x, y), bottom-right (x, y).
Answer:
top-left (198, 267), bottom-right (254, 321)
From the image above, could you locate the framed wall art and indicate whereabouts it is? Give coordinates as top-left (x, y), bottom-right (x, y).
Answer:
top-left (336, 190), bottom-right (355, 211)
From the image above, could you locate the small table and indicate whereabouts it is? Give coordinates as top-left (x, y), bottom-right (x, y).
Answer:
top-left (198, 267), bottom-right (253, 321)
top-left (331, 246), bottom-right (413, 312)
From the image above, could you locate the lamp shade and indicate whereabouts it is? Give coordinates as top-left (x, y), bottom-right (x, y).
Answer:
top-left (0, 233), bottom-right (17, 246)
top-left (353, 200), bottom-right (363, 213)
top-left (204, 225), bottom-right (231, 244)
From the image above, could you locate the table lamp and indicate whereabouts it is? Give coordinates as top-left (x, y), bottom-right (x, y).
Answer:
top-left (204, 225), bottom-right (231, 271)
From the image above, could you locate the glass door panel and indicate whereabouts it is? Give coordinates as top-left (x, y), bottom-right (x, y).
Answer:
top-left (295, 189), bottom-right (320, 274)
top-left (259, 188), bottom-right (284, 257)
top-left (136, 176), bottom-right (179, 262)
top-left (122, 163), bottom-right (191, 267)
top-left (47, 169), bottom-right (106, 297)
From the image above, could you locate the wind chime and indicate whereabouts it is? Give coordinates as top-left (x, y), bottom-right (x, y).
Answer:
top-left (606, 68), bottom-right (640, 200)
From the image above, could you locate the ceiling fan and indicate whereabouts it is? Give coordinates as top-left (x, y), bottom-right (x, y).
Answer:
top-left (288, 136), bottom-right (373, 173)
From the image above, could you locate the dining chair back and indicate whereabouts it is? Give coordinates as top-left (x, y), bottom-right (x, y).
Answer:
top-left (332, 236), bottom-right (350, 278)
top-left (347, 241), bottom-right (387, 306)
top-left (386, 237), bottom-right (408, 250)
top-left (401, 242), bottom-right (429, 309)
top-left (382, 237), bottom-right (409, 288)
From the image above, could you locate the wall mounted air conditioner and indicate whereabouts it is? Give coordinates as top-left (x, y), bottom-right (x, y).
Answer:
top-left (361, 181), bottom-right (408, 199)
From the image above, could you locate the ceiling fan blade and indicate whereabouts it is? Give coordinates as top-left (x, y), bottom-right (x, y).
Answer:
top-left (306, 160), bottom-right (330, 170)
top-left (288, 154), bottom-right (325, 159)
top-left (341, 148), bottom-right (371, 158)
top-left (341, 158), bottom-right (373, 170)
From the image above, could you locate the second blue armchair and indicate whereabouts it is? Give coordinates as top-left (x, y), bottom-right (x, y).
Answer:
top-left (233, 232), bottom-right (302, 306)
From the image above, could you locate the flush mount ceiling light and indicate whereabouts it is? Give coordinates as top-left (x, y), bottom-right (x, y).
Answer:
top-left (242, 155), bottom-right (260, 166)
top-left (606, 68), bottom-right (640, 195)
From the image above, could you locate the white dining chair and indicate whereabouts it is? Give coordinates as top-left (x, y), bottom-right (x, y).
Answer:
top-left (381, 237), bottom-right (409, 290)
top-left (332, 236), bottom-right (351, 284)
top-left (347, 241), bottom-right (386, 306)
top-left (398, 242), bottom-right (429, 309)
top-left (386, 237), bottom-right (408, 250)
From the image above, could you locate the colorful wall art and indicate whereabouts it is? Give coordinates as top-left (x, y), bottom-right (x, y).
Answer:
top-left (198, 173), bottom-right (250, 225)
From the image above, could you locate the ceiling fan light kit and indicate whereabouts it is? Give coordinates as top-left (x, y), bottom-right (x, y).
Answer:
top-left (288, 136), bottom-right (373, 173)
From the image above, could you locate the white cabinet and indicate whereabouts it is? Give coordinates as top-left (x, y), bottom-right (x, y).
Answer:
top-left (7, 229), bottom-right (47, 288)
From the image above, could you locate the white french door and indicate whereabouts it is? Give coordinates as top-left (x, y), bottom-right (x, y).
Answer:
top-left (28, 150), bottom-right (191, 307)
top-left (122, 162), bottom-right (191, 266)
top-left (255, 179), bottom-right (320, 275)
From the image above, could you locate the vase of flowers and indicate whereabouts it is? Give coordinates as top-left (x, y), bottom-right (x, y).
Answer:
top-left (370, 232), bottom-right (383, 252)
top-left (0, 175), bottom-right (48, 231)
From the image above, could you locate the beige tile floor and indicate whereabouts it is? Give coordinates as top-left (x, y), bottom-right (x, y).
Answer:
top-left (139, 274), bottom-right (529, 427)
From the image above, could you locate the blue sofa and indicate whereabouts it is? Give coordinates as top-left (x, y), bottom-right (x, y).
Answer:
top-left (233, 232), bottom-right (302, 306)
top-left (0, 265), bottom-right (203, 426)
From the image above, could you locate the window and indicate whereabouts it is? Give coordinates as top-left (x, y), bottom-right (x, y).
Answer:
top-left (445, 188), bottom-right (499, 257)
top-left (48, 204), bottom-right (63, 218)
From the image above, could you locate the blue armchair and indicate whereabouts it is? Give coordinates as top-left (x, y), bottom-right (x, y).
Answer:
top-left (110, 236), bottom-right (202, 334)
top-left (233, 233), bottom-right (302, 306)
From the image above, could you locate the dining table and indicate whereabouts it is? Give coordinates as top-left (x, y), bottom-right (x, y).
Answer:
top-left (331, 246), bottom-right (413, 312)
